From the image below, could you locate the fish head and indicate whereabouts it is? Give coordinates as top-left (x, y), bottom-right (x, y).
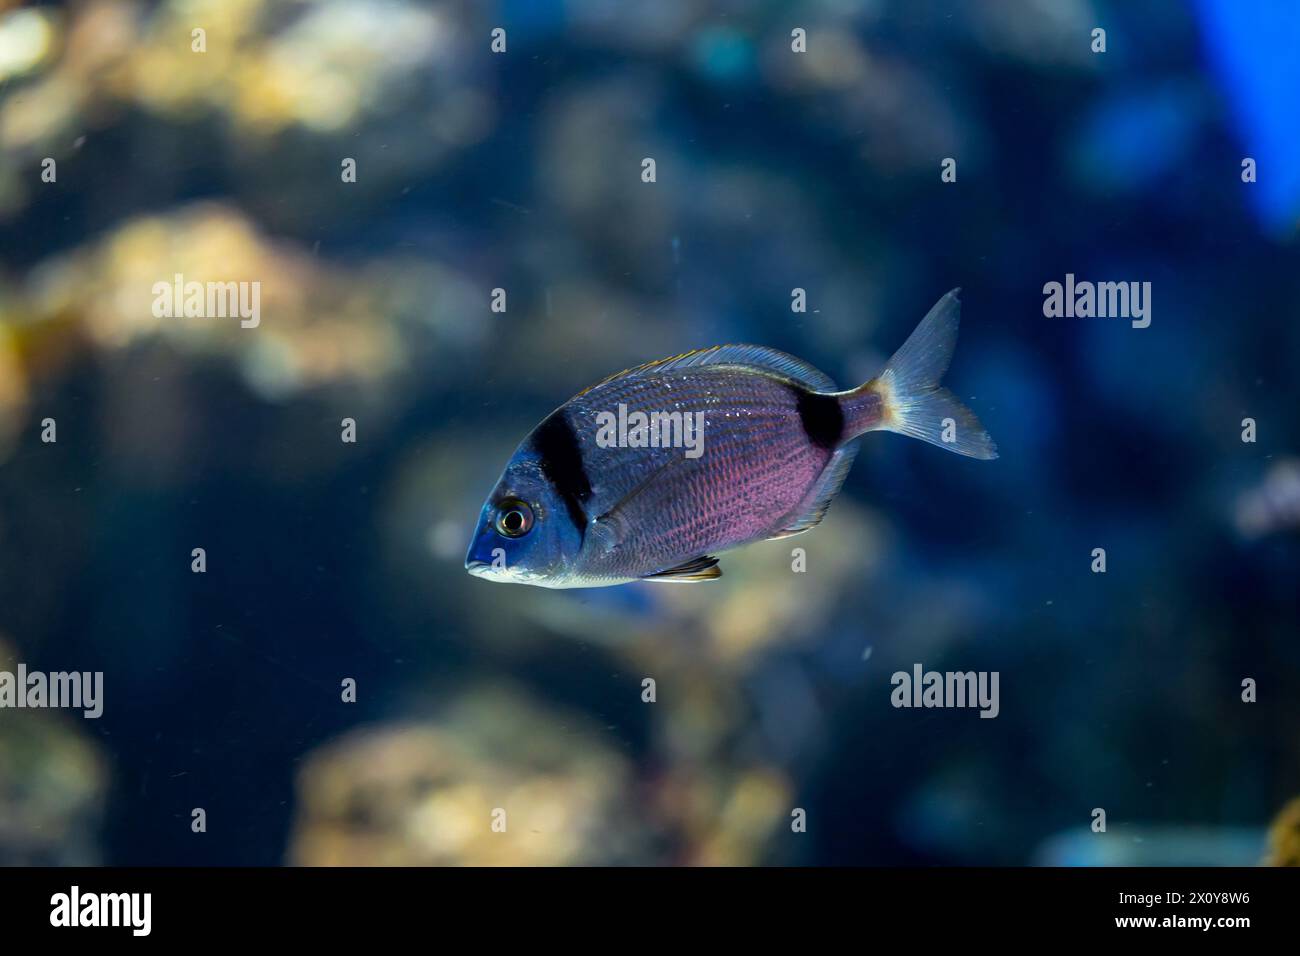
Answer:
top-left (464, 450), bottom-right (584, 586)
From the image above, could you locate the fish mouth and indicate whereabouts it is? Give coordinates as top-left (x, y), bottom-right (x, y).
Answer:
top-left (464, 554), bottom-right (546, 585)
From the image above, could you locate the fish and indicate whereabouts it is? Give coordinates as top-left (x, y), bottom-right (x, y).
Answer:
top-left (465, 289), bottom-right (996, 588)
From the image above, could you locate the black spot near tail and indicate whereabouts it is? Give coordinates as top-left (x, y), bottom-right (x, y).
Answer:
top-left (532, 410), bottom-right (593, 535)
top-left (793, 387), bottom-right (844, 451)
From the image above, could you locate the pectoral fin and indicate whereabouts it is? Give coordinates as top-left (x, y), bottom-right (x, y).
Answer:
top-left (587, 514), bottom-right (624, 554)
top-left (641, 555), bottom-right (722, 582)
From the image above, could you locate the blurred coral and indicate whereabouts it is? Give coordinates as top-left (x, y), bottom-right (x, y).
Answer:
top-left (0, 638), bottom-right (108, 865)
top-left (289, 687), bottom-right (650, 866)
top-left (1264, 797), bottom-right (1300, 866)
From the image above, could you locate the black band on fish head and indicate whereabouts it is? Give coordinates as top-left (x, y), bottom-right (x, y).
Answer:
top-left (531, 410), bottom-right (593, 536)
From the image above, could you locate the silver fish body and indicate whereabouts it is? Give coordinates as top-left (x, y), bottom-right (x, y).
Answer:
top-left (465, 290), bottom-right (996, 588)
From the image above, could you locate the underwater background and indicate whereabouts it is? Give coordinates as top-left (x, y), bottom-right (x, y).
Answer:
top-left (0, 0), bottom-right (1297, 866)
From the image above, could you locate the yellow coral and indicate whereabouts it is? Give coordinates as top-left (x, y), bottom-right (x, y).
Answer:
top-left (1265, 797), bottom-right (1300, 866)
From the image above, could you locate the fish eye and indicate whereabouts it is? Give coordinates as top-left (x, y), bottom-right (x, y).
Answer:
top-left (494, 498), bottom-right (534, 538)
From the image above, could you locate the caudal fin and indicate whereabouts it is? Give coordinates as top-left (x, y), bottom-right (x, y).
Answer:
top-left (845, 289), bottom-right (997, 460)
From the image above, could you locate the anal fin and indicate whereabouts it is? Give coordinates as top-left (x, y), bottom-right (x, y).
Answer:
top-left (642, 555), bottom-right (722, 582)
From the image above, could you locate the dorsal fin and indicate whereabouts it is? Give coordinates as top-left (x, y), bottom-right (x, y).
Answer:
top-left (641, 555), bottom-right (722, 582)
top-left (576, 345), bottom-right (837, 397)
top-left (768, 441), bottom-right (859, 539)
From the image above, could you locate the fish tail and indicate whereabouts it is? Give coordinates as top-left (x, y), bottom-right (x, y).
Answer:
top-left (840, 289), bottom-right (997, 459)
